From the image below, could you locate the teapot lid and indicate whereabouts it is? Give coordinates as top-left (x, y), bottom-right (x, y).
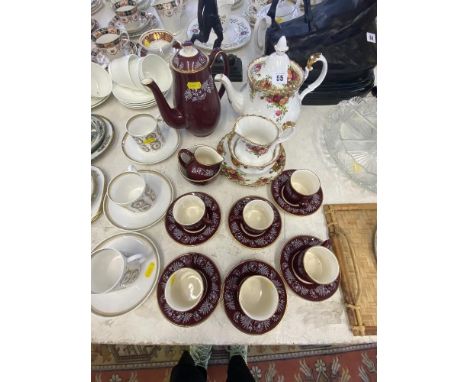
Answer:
top-left (248, 36), bottom-right (303, 94)
top-left (171, 41), bottom-right (209, 73)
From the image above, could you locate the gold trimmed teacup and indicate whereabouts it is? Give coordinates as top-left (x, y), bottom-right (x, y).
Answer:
top-left (238, 275), bottom-right (279, 320)
top-left (164, 268), bottom-right (205, 311)
top-left (126, 114), bottom-right (164, 152)
top-left (107, 165), bottom-right (157, 213)
top-left (91, 248), bottom-right (145, 294)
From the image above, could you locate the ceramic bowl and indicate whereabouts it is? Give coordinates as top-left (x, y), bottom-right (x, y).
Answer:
top-left (238, 275), bottom-right (279, 321)
top-left (91, 62), bottom-right (112, 99)
top-left (138, 29), bottom-right (174, 58)
top-left (138, 54), bottom-right (172, 93)
top-left (164, 268), bottom-right (204, 311)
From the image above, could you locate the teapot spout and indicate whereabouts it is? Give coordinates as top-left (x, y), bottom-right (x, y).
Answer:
top-left (214, 74), bottom-right (244, 115)
top-left (142, 78), bottom-right (185, 129)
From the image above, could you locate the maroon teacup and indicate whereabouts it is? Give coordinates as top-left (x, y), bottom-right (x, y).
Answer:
top-left (172, 194), bottom-right (211, 232)
top-left (292, 246), bottom-right (340, 285)
top-left (178, 146), bottom-right (223, 182)
top-left (283, 169), bottom-right (321, 207)
top-left (235, 199), bottom-right (275, 236)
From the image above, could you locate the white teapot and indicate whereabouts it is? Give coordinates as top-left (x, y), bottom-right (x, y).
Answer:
top-left (214, 36), bottom-right (328, 128)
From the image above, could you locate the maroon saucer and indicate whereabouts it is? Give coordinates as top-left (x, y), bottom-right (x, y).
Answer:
top-left (157, 253), bottom-right (221, 327)
top-left (224, 260), bottom-right (287, 335)
top-left (165, 192), bottom-right (221, 246)
top-left (228, 196), bottom-right (282, 249)
top-left (271, 170), bottom-right (323, 216)
top-left (280, 235), bottom-right (339, 301)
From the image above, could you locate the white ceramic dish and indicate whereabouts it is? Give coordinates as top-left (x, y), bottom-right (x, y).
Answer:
top-left (91, 62), bottom-right (112, 99)
top-left (113, 82), bottom-right (155, 104)
top-left (91, 94), bottom-right (111, 109)
top-left (121, 122), bottom-right (180, 164)
top-left (91, 232), bottom-right (160, 317)
top-left (138, 54), bottom-right (172, 93)
top-left (187, 15), bottom-right (251, 51)
top-left (91, 166), bottom-right (105, 222)
top-left (104, 170), bottom-right (174, 231)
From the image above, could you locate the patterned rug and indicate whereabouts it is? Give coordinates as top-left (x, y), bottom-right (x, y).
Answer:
top-left (92, 343), bottom-right (377, 381)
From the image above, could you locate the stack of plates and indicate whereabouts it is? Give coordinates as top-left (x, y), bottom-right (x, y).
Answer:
top-left (91, 62), bottom-right (112, 109)
top-left (109, 11), bottom-right (159, 39)
top-left (91, 115), bottom-right (114, 161)
top-left (107, 0), bottom-right (152, 11)
top-left (112, 83), bottom-right (156, 109)
top-left (91, 0), bottom-right (103, 14)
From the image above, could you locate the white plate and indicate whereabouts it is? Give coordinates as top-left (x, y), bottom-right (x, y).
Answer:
top-left (187, 15), bottom-right (252, 51)
top-left (113, 83), bottom-right (155, 104)
top-left (104, 170), bottom-right (174, 231)
top-left (91, 232), bottom-right (160, 317)
top-left (232, 0), bottom-right (244, 9)
top-left (121, 123), bottom-right (180, 164)
top-left (91, 166), bottom-right (105, 222)
top-left (91, 115), bottom-right (114, 161)
top-left (91, 94), bottom-right (110, 109)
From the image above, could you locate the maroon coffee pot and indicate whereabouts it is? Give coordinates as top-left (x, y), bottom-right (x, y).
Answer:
top-left (142, 41), bottom-right (229, 137)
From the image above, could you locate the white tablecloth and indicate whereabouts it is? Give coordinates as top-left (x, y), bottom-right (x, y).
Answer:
top-left (91, 0), bottom-right (377, 345)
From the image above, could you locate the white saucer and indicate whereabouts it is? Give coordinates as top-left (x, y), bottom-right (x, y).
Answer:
top-left (91, 115), bottom-right (114, 161)
top-left (103, 170), bottom-right (174, 231)
top-left (187, 15), bottom-right (251, 51)
top-left (91, 94), bottom-right (110, 109)
top-left (91, 232), bottom-right (160, 317)
top-left (91, 166), bottom-right (105, 222)
top-left (113, 83), bottom-right (156, 109)
top-left (121, 123), bottom-right (180, 165)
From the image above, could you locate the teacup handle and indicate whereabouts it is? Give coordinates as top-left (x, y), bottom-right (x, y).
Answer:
top-left (127, 254), bottom-right (145, 264)
top-left (128, 164), bottom-right (139, 173)
top-left (178, 149), bottom-right (195, 169)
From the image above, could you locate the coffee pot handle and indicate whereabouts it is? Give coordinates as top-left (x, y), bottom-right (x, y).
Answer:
top-left (253, 15), bottom-right (271, 51)
top-left (209, 48), bottom-right (229, 99)
top-left (299, 53), bottom-right (328, 101)
top-left (178, 149), bottom-right (195, 169)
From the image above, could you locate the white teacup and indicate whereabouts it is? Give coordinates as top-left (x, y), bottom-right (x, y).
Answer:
top-left (164, 268), bottom-right (205, 311)
top-left (91, 248), bottom-right (145, 294)
top-left (297, 246), bottom-right (340, 285)
top-left (173, 194), bottom-right (208, 232)
top-left (239, 275), bottom-right (279, 321)
top-left (107, 165), bottom-right (157, 213)
top-left (153, 0), bottom-right (182, 34)
top-left (138, 54), bottom-right (172, 94)
top-left (242, 199), bottom-right (274, 235)
top-left (126, 114), bottom-right (164, 152)
top-left (109, 54), bottom-right (139, 89)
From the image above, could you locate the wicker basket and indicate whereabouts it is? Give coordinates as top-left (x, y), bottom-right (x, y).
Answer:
top-left (324, 204), bottom-right (377, 336)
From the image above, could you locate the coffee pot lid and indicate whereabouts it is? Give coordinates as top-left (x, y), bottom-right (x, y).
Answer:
top-left (256, 36), bottom-right (291, 85)
top-left (171, 41), bottom-right (209, 73)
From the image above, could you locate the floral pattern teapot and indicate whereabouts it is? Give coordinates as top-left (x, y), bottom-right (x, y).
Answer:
top-left (214, 36), bottom-right (328, 128)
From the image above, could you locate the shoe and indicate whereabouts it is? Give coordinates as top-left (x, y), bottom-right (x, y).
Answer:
top-left (226, 345), bottom-right (248, 363)
top-left (189, 345), bottom-right (212, 370)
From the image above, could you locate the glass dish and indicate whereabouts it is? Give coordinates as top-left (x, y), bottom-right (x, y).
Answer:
top-left (323, 94), bottom-right (377, 192)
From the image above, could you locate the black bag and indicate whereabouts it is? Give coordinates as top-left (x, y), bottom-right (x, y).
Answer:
top-left (264, 0), bottom-right (377, 104)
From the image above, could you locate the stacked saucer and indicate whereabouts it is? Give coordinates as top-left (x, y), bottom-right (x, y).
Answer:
top-left (91, 62), bottom-right (112, 109)
top-left (91, 0), bottom-right (104, 14)
top-left (113, 84), bottom-right (156, 109)
top-left (91, 115), bottom-right (114, 161)
top-left (109, 11), bottom-right (159, 39)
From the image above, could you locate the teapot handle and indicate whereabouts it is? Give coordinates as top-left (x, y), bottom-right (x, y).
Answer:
top-left (209, 48), bottom-right (229, 99)
top-left (299, 53), bottom-right (328, 101)
top-left (178, 149), bottom-right (195, 169)
top-left (253, 15), bottom-right (272, 51)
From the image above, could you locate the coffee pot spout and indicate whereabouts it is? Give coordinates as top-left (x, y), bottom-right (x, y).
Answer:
top-left (214, 74), bottom-right (245, 114)
top-left (142, 78), bottom-right (186, 129)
